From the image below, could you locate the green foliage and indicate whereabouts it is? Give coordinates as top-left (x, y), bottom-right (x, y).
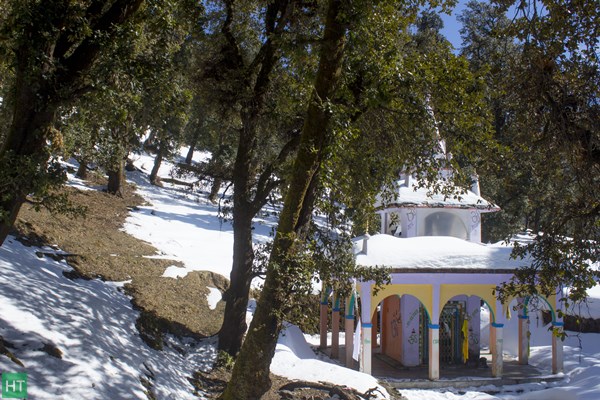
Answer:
top-left (216, 350), bottom-right (236, 371)
top-left (58, 0), bottom-right (203, 177)
top-left (461, 0), bottom-right (599, 307)
top-left (320, 2), bottom-right (494, 238)
top-left (0, 152), bottom-right (79, 222)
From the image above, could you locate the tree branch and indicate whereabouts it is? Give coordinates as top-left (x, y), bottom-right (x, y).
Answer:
top-left (251, 130), bottom-right (301, 213)
top-left (54, 0), bottom-right (107, 60)
top-left (57, 0), bottom-right (145, 91)
top-left (221, 0), bottom-right (245, 71)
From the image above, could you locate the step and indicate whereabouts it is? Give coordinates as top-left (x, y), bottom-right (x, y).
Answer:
top-left (382, 374), bottom-right (564, 390)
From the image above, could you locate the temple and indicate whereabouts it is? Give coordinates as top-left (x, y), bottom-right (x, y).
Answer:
top-left (318, 140), bottom-right (564, 380)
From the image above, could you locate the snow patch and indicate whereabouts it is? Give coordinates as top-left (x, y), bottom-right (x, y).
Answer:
top-left (271, 323), bottom-right (389, 399)
top-left (162, 265), bottom-right (189, 279)
top-left (206, 287), bottom-right (221, 310)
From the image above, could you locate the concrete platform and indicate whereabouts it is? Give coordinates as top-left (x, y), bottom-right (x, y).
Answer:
top-left (321, 346), bottom-right (564, 390)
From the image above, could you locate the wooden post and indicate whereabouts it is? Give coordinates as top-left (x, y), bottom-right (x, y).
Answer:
top-left (332, 306), bottom-right (340, 358)
top-left (320, 302), bottom-right (328, 349)
top-left (345, 315), bottom-right (354, 368)
top-left (518, 315), bottom-right (530, 365)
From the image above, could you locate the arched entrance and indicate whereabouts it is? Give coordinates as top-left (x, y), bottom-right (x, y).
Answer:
top-left (378, 294), bottom-right (430, 368)
top-left (439, 295), bottom-right (492, 367)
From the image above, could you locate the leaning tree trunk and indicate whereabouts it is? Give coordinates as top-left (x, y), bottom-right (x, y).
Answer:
top-left (185, 130), bottom-right (200, 164)
top-left (149, 139), bottom-right (166, 186)
top-left (221, 1), bottom-right (347, 398)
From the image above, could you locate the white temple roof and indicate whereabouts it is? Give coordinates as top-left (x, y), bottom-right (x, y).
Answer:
top-left (353, 234), bottom-right (528, 271)
top-left (374, 177), bottom-right (499, 212)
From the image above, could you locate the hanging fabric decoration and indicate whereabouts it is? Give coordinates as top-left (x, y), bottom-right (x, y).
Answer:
top-left (461, 319), bottom-right (469, 362)
top-left (353, 317), bottom-right (361, 361)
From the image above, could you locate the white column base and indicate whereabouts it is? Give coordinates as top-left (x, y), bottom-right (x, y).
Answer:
top-left (491, 324), bottom-right (504, 377)
top-left (360, 325), bottom-right (372, 375)
top-left (429, 326), bottom-right (440, 380)
top-left (552, 323), bottom-right (564, 374)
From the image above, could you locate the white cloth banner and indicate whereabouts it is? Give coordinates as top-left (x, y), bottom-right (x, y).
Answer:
top-left (352, 317), bottom-right (361, 361)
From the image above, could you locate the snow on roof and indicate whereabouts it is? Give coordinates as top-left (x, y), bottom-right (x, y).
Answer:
top-left (354, 234), bottom-right (528, 271)
top-left (374, 178), bottom-right (499, 212)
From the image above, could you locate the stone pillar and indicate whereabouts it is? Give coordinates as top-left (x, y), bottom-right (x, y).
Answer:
top-left (320, 301), bottom-right (328, 349)
top-left (491, 323), bottom-right (504, 377)
top-left (552, 321), bottom-right (564, 374)
top-left (428, 324), bottom-right (440, 380)
top-left (360, 324), bottom-right (373, 374)
top-left (466, 296), bottom-right (481, 363)
top-left (332, 305), bottom-right (340, 358)
top-left (518, 315), bottom-right (530, 365)
top-left (345, 315), bottom-right (354, 368)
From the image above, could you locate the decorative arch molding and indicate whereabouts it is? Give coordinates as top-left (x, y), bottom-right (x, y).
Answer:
top-left (370, 284), bottom-right (433, 322)
top-left (345, 292), bottom-right (357, 318)
top-left (320, 286), bottom-right (332, 305)
top-left (439, 284), bottom-right (497, 323)
top-left (523, 294), bottom-right (558, 322)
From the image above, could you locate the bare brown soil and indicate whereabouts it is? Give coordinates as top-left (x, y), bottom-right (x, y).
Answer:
top-left (14, 181), bottom-right (225, 340)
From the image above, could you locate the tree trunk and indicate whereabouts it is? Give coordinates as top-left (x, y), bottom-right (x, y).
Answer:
top-left (218, 209), bottom-right (255, 356)
top-left (208, 131), bottom-right (228, 202)
top-left (76, 158), bottom-right (89, 180)
top-left (208, 177), bottom-right (223, 203)
top-left (150, 139), bottom-right (165, 186)
top-left (218, 104), bottom-right (258, 356)
top-left (185, 132), bottom-right (198, 164)
top-left (221, 1), bottom-right (347, 398)
top-left (0, 194), bottom-right (27, 247)
top-left (0, 0), bottom-right (144, 247)
top-left (217, 0), bottom-right (293, 357)
top-left (107, 158), bottom-right (126, 197)
top-left (0, 79), bottom-right (57, 246)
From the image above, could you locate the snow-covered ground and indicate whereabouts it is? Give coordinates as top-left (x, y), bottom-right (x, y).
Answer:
top-left (1, 148), bottom-right (599, 399)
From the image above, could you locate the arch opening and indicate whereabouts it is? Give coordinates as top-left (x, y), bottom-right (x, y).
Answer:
top-left (421, 211), bottom-right (468, 240)
top-left (376, 294), bottom-right (431, 367)
top-left (439, 294), bottom-right (485, 367)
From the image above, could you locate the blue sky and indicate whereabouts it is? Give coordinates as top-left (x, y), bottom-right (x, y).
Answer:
top-left (440, 2), bottom-right (468, 52)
